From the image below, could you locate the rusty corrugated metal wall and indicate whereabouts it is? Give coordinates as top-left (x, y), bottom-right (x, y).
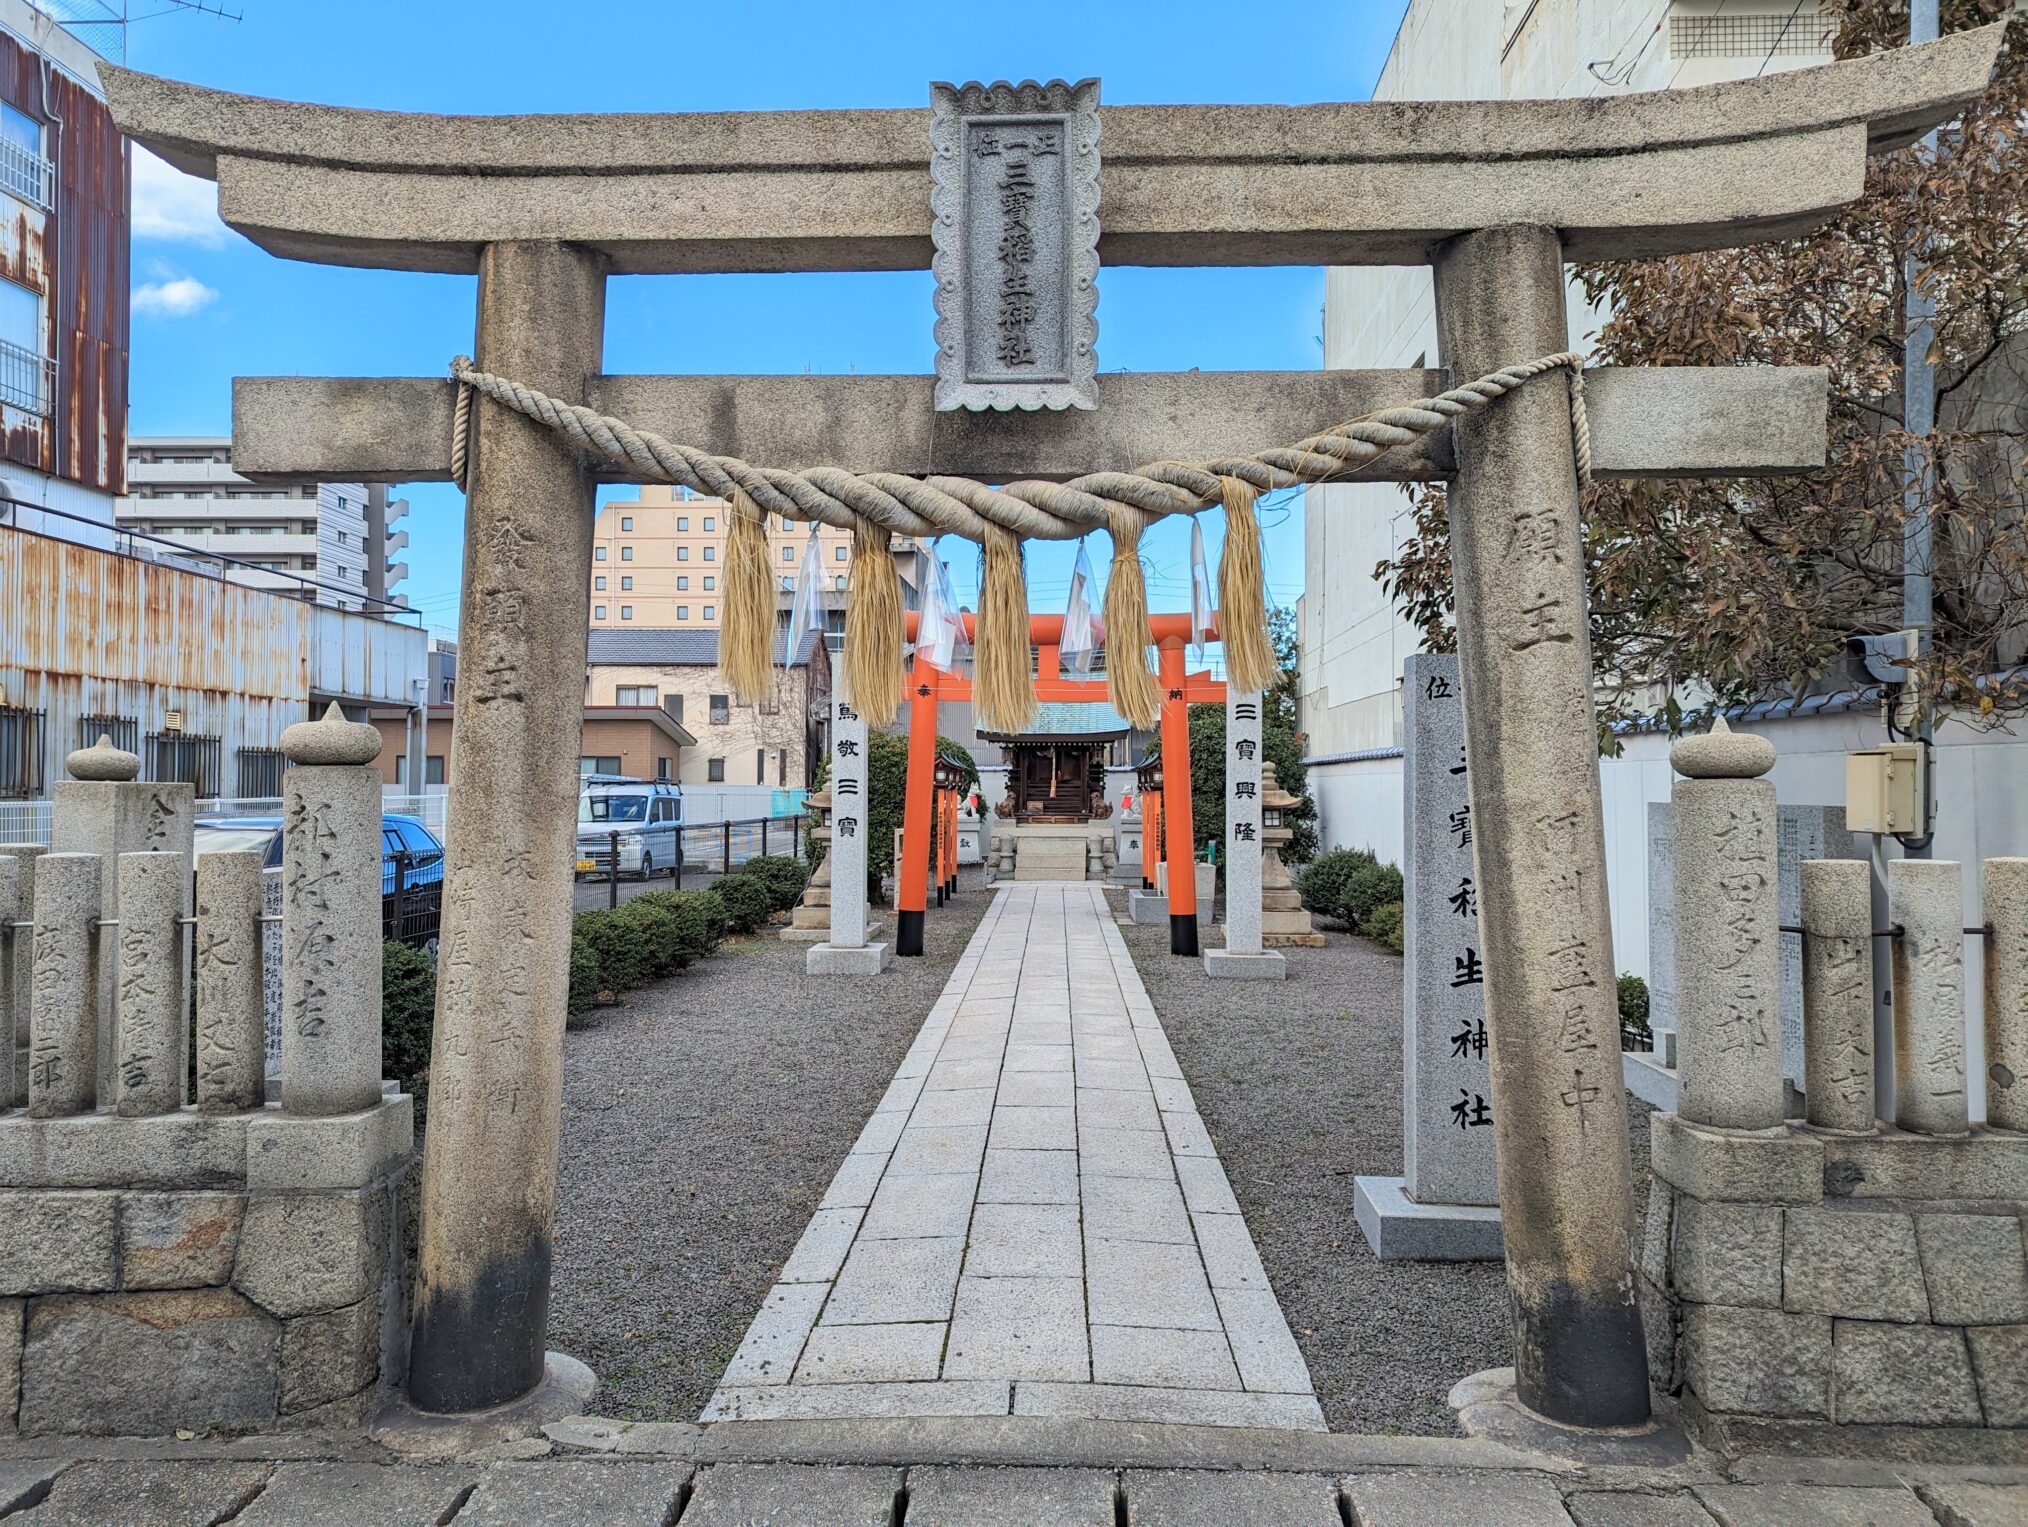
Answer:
top-left (0, 33), bottom-right (127, 493)
top-left (0, 525), bottom-right (308, 786)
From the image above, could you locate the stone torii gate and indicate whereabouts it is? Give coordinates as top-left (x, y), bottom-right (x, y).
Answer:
top-left (101, 26), bottom-right (2001, 1430)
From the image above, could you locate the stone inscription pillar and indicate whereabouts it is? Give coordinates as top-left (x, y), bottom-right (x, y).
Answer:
top-left (1800, 859), bottom-right (1877, 1133)
top-left (1432, 225), bottom-right (1648, 1428)
top-left (114, 851), bottom-right (188, 1117)
top-left (1889, 859), bottom-right (1969, 1137)
top-left (27, 853), bottom-right (99, 1118)
top-left (1986, 858), bottom-right (2028, 1133)
top-left (411, 240), bottom-right (607, 1413)
top-left (1204, 690), bottom-right (1282, 980)
top-left (1671, 721), bottom-right (1784, 1132)
top-left (0, 853), bottom-right (25, 1107)
top-left (279, 707), bottom-right (385, 1117)
top-left (808, 680), bottom-right (892, 975)
top-left (196, 849), bottom-right (269, 1113)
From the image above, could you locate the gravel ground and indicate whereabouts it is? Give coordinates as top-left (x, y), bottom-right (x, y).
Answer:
top-left (549, 873), bottom-right (993, 1421)
top-left (1107, 893), bottom-right (1653, 1436)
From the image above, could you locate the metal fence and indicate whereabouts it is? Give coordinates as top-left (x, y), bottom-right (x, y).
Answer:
top-left (583, 813), bottom-right (807, 907)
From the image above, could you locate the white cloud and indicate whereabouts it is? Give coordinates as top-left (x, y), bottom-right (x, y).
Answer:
top-left (133, 275), bottom-right (219, 318)
top-left (131, 146), bottom-right (230, 248)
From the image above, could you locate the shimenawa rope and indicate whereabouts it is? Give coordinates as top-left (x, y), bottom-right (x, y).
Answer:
top-left (449, 353), bottom-right (1590, 730)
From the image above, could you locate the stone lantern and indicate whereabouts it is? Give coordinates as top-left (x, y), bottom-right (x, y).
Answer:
top-left (1259, 762), bottom-right (1323, 948)
top-left (781, 788), bottom-right (833, 942)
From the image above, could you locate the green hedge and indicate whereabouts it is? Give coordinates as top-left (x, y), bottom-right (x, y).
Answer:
top-left (714, 872), bottom-right (775, 934)
top-left (1298, 847), bottom-right (1376, 916)
top-left (740, 855), bottom-right (810, 912)
top-left (382, 941), bottom-right (436, 1102)
top-left (1366, 900), bottom-right (1405, 954)
top-left (1340, 860), bottom-right (1405, 933)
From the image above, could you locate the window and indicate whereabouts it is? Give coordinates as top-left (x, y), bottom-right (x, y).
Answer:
top-left (835, 545), bottom-right (848, 561)
top-left (615, 685), bottom-right (658, 706)
top-left (833, 577), bottom-right (845, 592)
top-left (580, 755), bottom-right (623, 775)
top-left (148, 732), bottom-right (222, 797)
top-left (620, 515), bottom-right (634, 531)
top-left (426, 755), bottom-right (446, 785)
top-left (0, 275), bottom-right (46, 414)
top-left (778, 749), bottom-right (788, 786)
top-left (707, 757), bottom-right (725, 782)
top-left (677, 546), bottom-right (689, 561)
top-left (620, 576), bottom-right (633, 591)
top-left (703, 576), bottom-right (715, 591)
top-left (594, 575), bottom-right (606, 590)
top-left (676, 606), bottom-right (689, 620)
top-left (704, 546), bottom-right (715, 562)
top-left (703, 517), bottom-right (715, 531)
top-left (595, 546), bottom-right (606, 560)
top-left (782, 546), bottom-right (794, 563)
top-left (656, 757), bottom-right (672, 781)
top-left (620, 605), bottom-right (633, 620)
top-left (620, 546), bottom-right (633, 562)
top-left (709, 694), bottom-right (729, 726)
top-left (0, 704), bottom-right (46, 799)
top-left (703, 605), bottom-right (715, 620)
top-left (676, 576), bottom-right (689, 591)
top-left (782, 518), bottom-right (795, 532)
top-left (755, 748), bottom-right (765, 783)
top-left (76, 713), bottom-right (139, 758)
top-left (665, 696), bottom-right (684, 725)
top-left (0, 102), bottom-right (48, 209)
top-left (676, 517), bottom-right (688, 531)
top-left (594, 605), bottom-right (606, 619)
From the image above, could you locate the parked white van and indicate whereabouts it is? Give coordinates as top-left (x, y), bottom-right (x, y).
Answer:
top-left (574, 775), bottom-right (684, 880)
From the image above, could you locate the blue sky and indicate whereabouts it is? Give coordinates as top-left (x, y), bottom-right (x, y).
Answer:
top-left (121, 0), bottom-right (1412, 638)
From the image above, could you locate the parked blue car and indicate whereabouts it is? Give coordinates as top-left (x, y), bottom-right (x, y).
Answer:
top-left (192, 812), bottom-right (446, 951)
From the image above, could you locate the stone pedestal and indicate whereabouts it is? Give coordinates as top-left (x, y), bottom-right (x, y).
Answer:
top-left (1357, 653), bottom-right (1499, 1261)
top-left (1155, 861), bottom-right (1216, 921)
top-left (1203, 949), bottom-right (1286, 981)
top-left (1128, 889), bottom-right (1167, 925)
top-left (1644, 1112), bottom-right (2027, 1460)
top-left (807, 942), bottom-right (895, 975)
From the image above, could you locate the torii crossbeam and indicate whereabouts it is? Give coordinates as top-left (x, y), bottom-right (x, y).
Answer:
top-left (99, 25), bottom-right (2004, 1431)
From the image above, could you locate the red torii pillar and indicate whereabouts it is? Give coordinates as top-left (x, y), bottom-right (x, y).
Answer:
top-left (1157, 638), bottom-right (1198, 957)
top-left (897, 665), bottom-right (940, 956)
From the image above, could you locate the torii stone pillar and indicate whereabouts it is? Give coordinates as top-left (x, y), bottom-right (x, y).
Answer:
top-left (1435, 226), bottom-right (1648, 1429)
top-left (409, 241), bottom-right (607, 1413)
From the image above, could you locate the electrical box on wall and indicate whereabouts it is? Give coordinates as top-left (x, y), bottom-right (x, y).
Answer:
top-left (1845, 744), bottom-right (1924, 835)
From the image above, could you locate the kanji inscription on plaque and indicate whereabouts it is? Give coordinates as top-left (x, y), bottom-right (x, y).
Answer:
top-left (930, 77), bottom-right (1099, 412)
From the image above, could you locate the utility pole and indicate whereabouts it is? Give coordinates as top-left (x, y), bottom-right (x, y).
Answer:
top-left (1900, 0), bottom-right (1939, 857)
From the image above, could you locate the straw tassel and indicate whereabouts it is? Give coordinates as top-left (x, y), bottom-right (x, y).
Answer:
top-left (844, 517), bottom-right (904, 726)
top-left (974, 526), bottom-right (1035, 734)
top-left (1103, 508), bottom-right (1161, 729)
top-left (1216, 477), bottom-right (1278, 694)
top-left (720, 486), bottom-right (775, 704)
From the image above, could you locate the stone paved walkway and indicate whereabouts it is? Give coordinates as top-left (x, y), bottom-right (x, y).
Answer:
top-left (702, 882), bottom-right (1324, 1428)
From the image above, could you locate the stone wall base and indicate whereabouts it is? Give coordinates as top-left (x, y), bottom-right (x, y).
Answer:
top-left (0, 1095), bottom-right (416, 1438)
top-left (1645, 1112), bottom-right (2028, 1463)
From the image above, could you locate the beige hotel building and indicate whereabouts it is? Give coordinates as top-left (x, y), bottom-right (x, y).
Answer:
top-left (590, 484), bottom-right (919, 635)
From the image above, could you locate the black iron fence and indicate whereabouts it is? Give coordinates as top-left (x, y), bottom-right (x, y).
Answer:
top-left (76, 713), bottom-right (139, 757)
top-left (386, 848), bottom-right (445, 949)
top-left (0, 705), bottom-right (44, 799)
top-left (147, 732), bottom-right (222, 797)
top-left (586, 813), bottom-right (807, 908)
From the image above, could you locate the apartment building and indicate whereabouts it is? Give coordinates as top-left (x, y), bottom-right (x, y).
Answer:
top-left (119, 437), bottom-right (409, 613)
top-left (589, 484), bottom-right (916, 644)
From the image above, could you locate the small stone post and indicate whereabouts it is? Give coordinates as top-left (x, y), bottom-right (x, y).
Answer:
top-left (279, 704), bottom-right (385, 1117)
top-left (195, 849), bottom-right (269, 1112)
top-left (1985, 858), bottom-right (2028, 1133)
top-left (52, 735), bottom-right (195, 1104)
top-left (115, 851), bottom-right (188, 1116)
top-left (1673, 719), bottom-right (1783, 1131)
top-left (1435, 223), bottom-right (1648, 1427)
top-left (1889, 858), bottom-right (1969, 1137)
top-left (1205, 690), bottom-right (1283, 980)
top-left (0, 854), bottom-right (22, 1107)
top-left (809, 684), bottom-right (891, 974)
top-left (27, 853), bottom-right (100, 1117)
top-left (1257, 764), bottom-right (1322, 947)
top-left (781, 793), bottom-right (832, 941)
top-left (1800, 858), bottom-right (1876, 1133)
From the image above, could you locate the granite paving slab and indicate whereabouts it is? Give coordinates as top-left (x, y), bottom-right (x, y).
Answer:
top-left (702, 882), bottom-right (1323, 1428)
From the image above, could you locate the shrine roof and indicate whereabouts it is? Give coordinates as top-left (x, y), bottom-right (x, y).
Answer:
top-left (981, 699), bottom-right (1136, 743)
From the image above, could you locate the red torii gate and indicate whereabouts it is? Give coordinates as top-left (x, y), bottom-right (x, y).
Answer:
top-left (898, 612), bottom-right (1226, 957)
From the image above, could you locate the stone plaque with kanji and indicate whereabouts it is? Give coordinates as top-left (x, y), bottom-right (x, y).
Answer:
top-left (930, 77), bottom-right (1099, 412)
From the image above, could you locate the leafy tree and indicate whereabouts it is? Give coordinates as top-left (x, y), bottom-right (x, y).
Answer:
top-left (1377, 1), bottom-right (2028, 739)
top-left (1147, 609), bottom-right (1319, 864)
